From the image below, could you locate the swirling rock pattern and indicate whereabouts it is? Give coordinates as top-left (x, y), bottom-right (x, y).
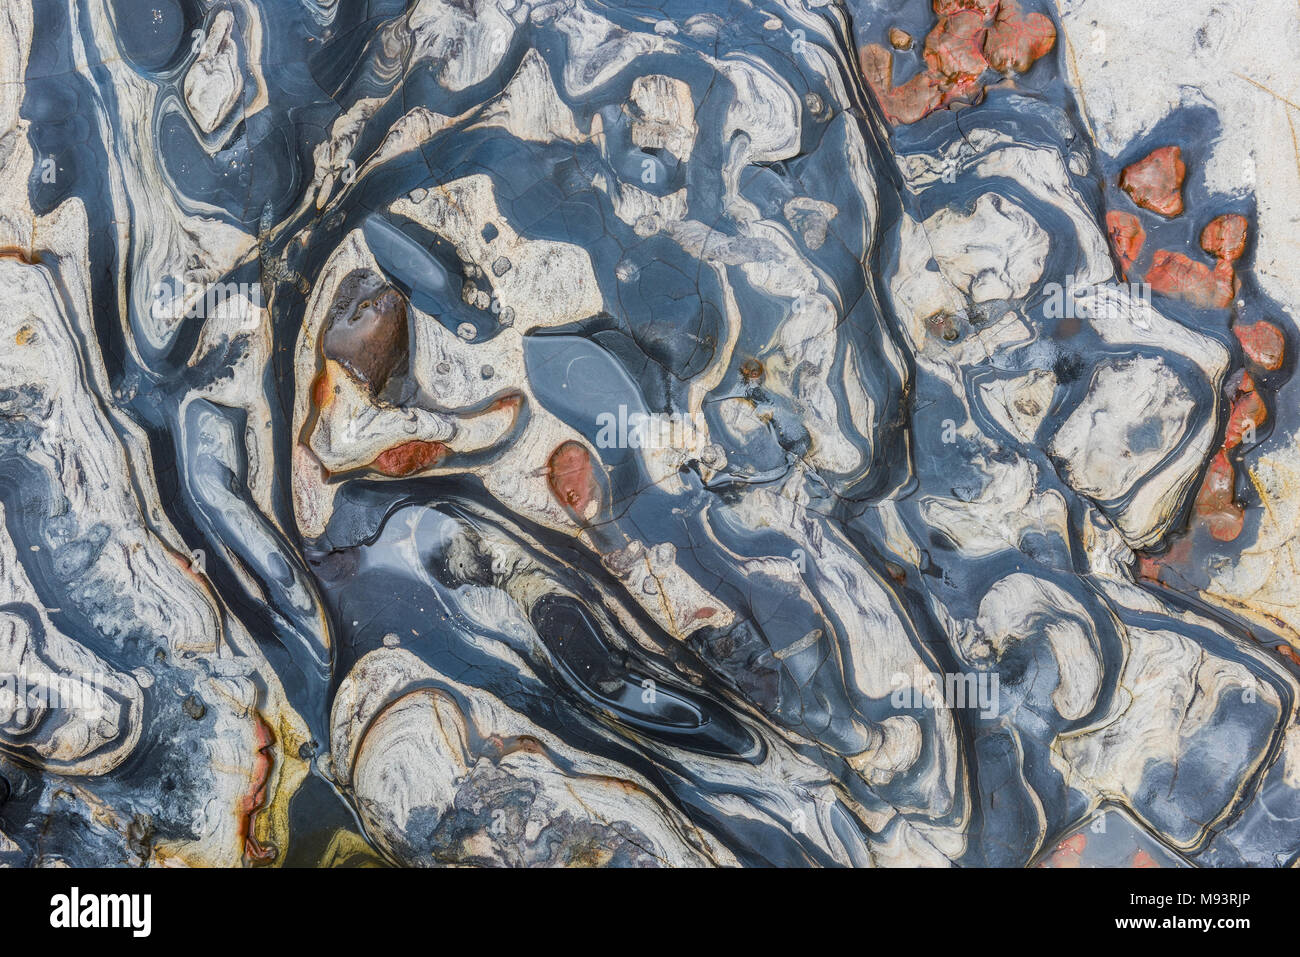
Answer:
top-left (0, 0), bottom-right (1298, 868)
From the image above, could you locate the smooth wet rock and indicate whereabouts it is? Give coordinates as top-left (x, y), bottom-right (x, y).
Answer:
top-left (983, 1), bottom-right (1056, 74)
top-left (1147, 249), bottom-right (1234, 308)
top-left (1234, 320), bottom-right (1285, 370)
top-left (1120, 146), bottom-right (1185, 217)
top-left (1195, 450), bottom-right (1245, 541)
top-left (1201, 213), bottom-right (1249, 262)
top-left (1105, 210), bottom-right (1144, 274)
top-left (322, 270), bottom-right (410, 394)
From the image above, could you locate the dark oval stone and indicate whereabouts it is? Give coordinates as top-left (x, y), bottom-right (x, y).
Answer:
top-left (322, 269), bottom-right (409, 394)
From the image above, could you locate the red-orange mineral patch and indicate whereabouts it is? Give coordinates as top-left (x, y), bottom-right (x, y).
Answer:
top-left (924, 9), bottom-right (989, 81)
top-left (1233, 320), bottom-right (1285, 370)
top-left (934, 0), bottom-right (999, 16)
top-left (1136, 552), bottom-right (1163, 583)
top-left (1135, 536), bottom-right (1193, 586)
top-left (1194, 450), bottom-right (1244, 542)
top-left (1224, 387), bottom-right (1266, 451)
top-left (311, 366), bottom-right (337, 412)
top-left (1200, 214), bottom-right (1249, 263)
top-left (240, 715), bottom-right (277, 865)
top-left (1105, 210), bottom-right (1144, 275)
top-left (371, 440), bottom-right (446, 477)
top-left (1147, 250), bottom-right (1234, 309)
top-left (862, 2), bottom-right (1053, 127)
top-left (1119, 146), bottom-right (1185, 217)
top-left (547, 441), bottom-right (601, 518)
top-left (1037, 833), bottom-right (1086, 868)
top-left (859, 46), bottom-right (947, 126)
top-left (982, 0), bottom-right (1056, 74)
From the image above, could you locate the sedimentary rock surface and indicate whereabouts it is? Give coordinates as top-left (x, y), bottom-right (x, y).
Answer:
top-left (0, 0), bottom-right (1296, 868)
